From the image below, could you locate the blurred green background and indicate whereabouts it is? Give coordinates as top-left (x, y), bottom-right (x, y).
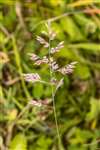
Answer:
top-left (0, 0), bottom-right (100, 150)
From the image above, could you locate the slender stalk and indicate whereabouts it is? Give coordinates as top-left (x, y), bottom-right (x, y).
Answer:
top-left (31, 9), bottom-right (100, 32)
top-left (39, 80), bottom-right (52, 85)
top-left (47, 22), bottom-right (62, 149)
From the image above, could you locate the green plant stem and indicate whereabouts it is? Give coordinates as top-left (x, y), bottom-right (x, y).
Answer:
top-left (47, 22), bottom-right (62, 149)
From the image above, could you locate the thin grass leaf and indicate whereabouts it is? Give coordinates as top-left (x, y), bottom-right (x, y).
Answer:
top-left (69, 43), bottom-right (100, 53)
top-left (68, 0), bottom-right (100, 8)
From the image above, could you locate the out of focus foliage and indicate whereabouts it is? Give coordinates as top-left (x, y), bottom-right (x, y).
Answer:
top-left (0, 0), bottom-right (100, 150)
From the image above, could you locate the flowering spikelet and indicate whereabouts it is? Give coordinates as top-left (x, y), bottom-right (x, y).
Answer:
top-left (50, 41), bottom-right (64, 54)
top-left (29, 99), bottom-right (49, 107)
top-left (29, 100), bottom-right (42, 107)
top-left (49, 57), bottom-right (59, 71)
top-left (36, 36), bottom-right (49, 48)
top-left (42, 56), bottom-right (49, 64)
top-left (51, 61), bottom-right (59, 70)
top-left (29, 53), bottom-right (49, 65)
top-left (49, 30), bottom-right (56, 40)
top-left (50, 77), bottom-right (57, 84)
top-left (58, 61), bottom-right (77, 75)
top-left (28, 53), bottom-right (39, 61)
top-left (23, 73), bottom-right (41, 83)
top-left (34, 56), bottom-right (49, 65)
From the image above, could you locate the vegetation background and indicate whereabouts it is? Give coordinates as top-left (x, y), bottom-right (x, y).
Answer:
top-left (0, 0), bottom-right (100, 150)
